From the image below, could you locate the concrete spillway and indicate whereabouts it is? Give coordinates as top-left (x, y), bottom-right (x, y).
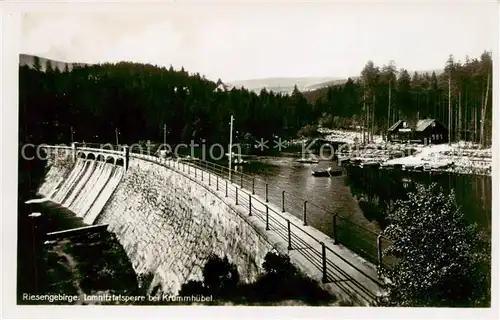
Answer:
top-left (41, 158), bottom-right (124, 225)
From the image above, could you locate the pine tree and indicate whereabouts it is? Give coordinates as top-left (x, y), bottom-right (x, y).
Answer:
top-left (33, 56), bottom-right (41, 71)
top-left (45, 59), bottom-right (54, 73)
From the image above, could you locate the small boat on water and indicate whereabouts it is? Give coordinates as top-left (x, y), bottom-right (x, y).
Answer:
top-left (232, 158), bottom-right (249, 165)
top-left (359, 161), bottom-right (381, 169)
top-left (402, 164), bottom-right (416, 171)
top-left (312, 167), bottom-right (343, 177)
top-left (402, 163), bottom-right (424, 172)
top-left (413, 165), bottom-right (424, 172)
top-left (379, 163), bottom-right (403, 170)
top-left (297, 157), bottom-right (319, 164)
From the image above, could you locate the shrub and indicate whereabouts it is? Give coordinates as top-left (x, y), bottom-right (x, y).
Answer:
top-left (380, 183), bottom-right (490, 307)
top-left (179, 254), bottom-right (239, 299)
top-left (202, 255), bottom-right (240, 298)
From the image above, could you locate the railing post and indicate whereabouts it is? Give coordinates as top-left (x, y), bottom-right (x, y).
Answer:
top-left (240, 173), bottom-right (243, 188)
top-left (236, 187), bottom-right (239, 205)
top-left (265, 205), bottom-right (269, 230)
top-left (303, 201), bottom-right (308, 226)
top-left (216, 175), bottom-right (219, 191)
top-left (208, 172), bottom-right (211, 186)
top-left (333, 214), bottom-right (339, 244)
top-left (287, 220), bottom-right (292, 250)
top-left (183, 162), bottom-right (185, 172)
top-left (201, 169), bottom-right (204, 181)
top-left (377, 235), bottom-right (383, 269)
top-left (321, 242), bottom-right (327, 283)
top-left (225, 180), bottom-right (228, 197)
top-left (188, 164), bottom-right (190, 174)
top-left (249, 194), bottom-right (252, 216)
top-left (282, 191), bottom-right (285, 213)
top-left (195, 167), bottom-right (197, 178)
top-left (252, 178), bottom-right (255, 195)
top-left (265, 184), bottom-right (268, 202)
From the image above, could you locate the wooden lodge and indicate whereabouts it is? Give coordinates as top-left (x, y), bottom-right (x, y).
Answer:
top-left (388, 119), bottom-right (448, 144)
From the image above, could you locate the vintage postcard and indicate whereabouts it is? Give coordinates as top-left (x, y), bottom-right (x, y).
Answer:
top-left (1, 0), bottom-right (498, 319)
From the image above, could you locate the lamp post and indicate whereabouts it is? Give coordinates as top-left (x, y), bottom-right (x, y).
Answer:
top-left (115, 128), bottom-right (119, 146)
top-left (70, 126), bottom-right (74, 143)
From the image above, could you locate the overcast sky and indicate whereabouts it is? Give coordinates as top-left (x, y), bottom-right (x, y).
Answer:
top-left (20, 1), bottom-right (498, 82)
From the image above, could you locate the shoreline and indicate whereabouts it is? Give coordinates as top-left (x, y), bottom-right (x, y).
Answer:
top-left (300, 129), bottom-right (492, 176)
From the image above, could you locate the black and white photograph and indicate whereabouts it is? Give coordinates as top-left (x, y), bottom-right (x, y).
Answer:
top-left (1, 0), bottom-right (499, 318)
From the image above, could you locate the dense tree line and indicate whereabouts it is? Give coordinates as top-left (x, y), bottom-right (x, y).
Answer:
top-left (305, 52), bottom-right (493, 146)
top-left (19, 51), bottom-right (492, 147)
top-left (19, 59), bottom-right (313, 146)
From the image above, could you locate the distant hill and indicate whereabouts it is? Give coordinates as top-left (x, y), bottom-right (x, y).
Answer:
top-left (19, 54), bottom-right (91, 71)
top-left (227, 77), bottom-right (343, 94)
top-left (228, 69), bottom-right (444, 94)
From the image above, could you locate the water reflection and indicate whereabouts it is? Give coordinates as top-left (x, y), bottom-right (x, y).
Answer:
top-left (342, 166), bottom-right (491, 233)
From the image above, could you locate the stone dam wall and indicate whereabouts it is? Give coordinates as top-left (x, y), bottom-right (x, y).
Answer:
top-left (38, 151), bottom-right (274, 295)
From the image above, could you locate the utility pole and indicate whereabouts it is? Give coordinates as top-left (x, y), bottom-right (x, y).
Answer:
top-left (163, 124), bottom-right (167, 146)
top-left (115, 128), bottom-right (119, 146)
top-left (371, 95), bottom-right (375, 143)
top-left (362, 91), bottom-right (366, 144)
top-left (228, 115), bottom-right (234, 180)
top-left (458, 91), bottom-right (462, 142)
top-left (387, 80), bottom-right (391, 141)
top-left (448, 71), bottom-right (451, 145)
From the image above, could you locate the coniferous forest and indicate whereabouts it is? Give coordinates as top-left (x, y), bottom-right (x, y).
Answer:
top-left (19, 51), bottom-right (492, 147)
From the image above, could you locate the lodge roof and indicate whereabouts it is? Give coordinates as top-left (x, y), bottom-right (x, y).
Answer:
top-left (388, 118), bottom-right (448, 132)
top-left (415, 119), bottom-right (448, 132)
top-left (388, 120), bottom-right (403, 132)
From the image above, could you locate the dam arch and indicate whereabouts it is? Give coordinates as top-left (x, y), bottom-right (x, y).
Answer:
top-left (115, 158), bottom-right (124, 167)
top-left (77, 152), bottom-right (86, 160)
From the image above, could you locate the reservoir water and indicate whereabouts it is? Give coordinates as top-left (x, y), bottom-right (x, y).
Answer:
top-left (228, 154), bottom-right (491, 243)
